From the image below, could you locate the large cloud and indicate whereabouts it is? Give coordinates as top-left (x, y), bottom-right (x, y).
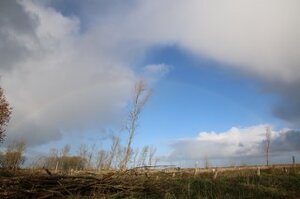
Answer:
top-left (101, 0), bottom-right (300, 82)
top-left (87, 0), bottom-right (300, 126)
top-left (1, 0), bottom-right (136, 146)
top-left (168, 125), bottom-right (300, 165)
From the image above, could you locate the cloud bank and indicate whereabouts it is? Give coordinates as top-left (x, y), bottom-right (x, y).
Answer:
top-left (168, 125), bottom-right (300, 165)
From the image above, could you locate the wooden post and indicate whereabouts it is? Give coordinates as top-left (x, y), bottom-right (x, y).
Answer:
top-left (55, 161), bottom-right (59, 173)
top-left (292, 156), bottom-right (296, 174)
top-left (257, 167), bottom-right (261, 176)
top-left (292, 156), bottom-right (295, 167)
top-left (194, 161), bottom-right (199, 176)
top-left (213, 169), bottom-right (218, 179)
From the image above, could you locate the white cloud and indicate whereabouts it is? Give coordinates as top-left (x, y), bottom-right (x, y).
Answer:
top-left (169, 125), bottom-right (268, 160)
top-left (142, 64), bottom-right (171, 83)
top-left (99, 0), bottom-right (300, 83)
top-left (168, 125), bottom-right (300, 163)
top-left (97, 0), bottom-right (300, 126)
top-left (144, 64), bottom-right (170, 75)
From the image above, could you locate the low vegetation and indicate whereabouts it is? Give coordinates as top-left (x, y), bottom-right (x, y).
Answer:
top-left (0, 165), bottom-right (299, 198)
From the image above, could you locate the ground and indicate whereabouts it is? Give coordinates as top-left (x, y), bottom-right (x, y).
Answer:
top-left (0, 165), bottom-right (300, 198)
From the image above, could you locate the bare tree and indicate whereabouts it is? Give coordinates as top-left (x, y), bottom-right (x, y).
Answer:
top-left (44, 145), bottom-right (86, 172)
top-left (121, 80), bottom-right (151, 169)
top-left (0, 141), bottom-right (26, 169)
top-left (132, 148), bottom-right (139, 168)
top-left (137, 145), bottom-right (149, 167)
top-left (43, 148), bottom-right (60, 172)
top-left (154, 157), bottom-right (159, 167)
top-left (77, 144), bottom-right (95, 169)
top-left (96, 149), bottom-right (109, 170)
top-left (60, 144), bottom-right (71, 171)
top-left (0, 88), bottom-right (12, 143)
top-left (107, 136), bottom-right (120, 169)
top-left (86, 144), bottom-right (95, 169)
top-left (61, 144), bottom-right (70, 157)
top-left (77, 144), bottom-right (89, 169)
top-left (29, 155), bottom-right (46, 170)
top-left (265, 126), bottom-right (271, 166)
top-left (148, 146), bottom-right (156, 166)
top-left (116, 146), bottom-right (126, 169)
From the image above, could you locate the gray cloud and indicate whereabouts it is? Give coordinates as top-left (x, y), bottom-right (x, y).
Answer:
top-left (271, 130), bottom-right (300, 153)
top-left (43, 0), bottom-right (136, 32)
top-left (1, 1), bottom-right (136, 146)
top-left (267, 81), bottom-right (300, 127)
top-left (0, 0), bottom-right (38, 70)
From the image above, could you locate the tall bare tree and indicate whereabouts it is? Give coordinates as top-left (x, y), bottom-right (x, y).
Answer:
top-left (121, 80), bottom-right (151, 169)
top-left (265, 126), bottom-right (272, 166)
top-left (0, 88), bottom-right (12, 143)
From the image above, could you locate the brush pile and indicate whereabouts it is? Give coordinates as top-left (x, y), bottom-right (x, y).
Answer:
top-left (0, 169), bottom-right (174, 198)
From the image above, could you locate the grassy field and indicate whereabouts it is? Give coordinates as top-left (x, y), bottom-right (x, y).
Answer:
top-left (0, 165), bottom-right (300, 198)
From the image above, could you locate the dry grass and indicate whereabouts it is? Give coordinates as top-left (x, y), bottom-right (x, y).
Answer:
top-left (0, 165), bottom-right (300, 199)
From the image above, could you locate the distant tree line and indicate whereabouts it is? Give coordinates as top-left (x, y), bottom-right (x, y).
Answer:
top-left (36, 142), bottom-right (158, 172)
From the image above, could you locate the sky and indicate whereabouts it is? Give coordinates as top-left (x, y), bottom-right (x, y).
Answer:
top-left (0, 0), bottom-right (300, 167)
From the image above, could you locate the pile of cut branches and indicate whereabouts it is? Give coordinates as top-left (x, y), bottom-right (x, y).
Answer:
top-left (0, 170), bottom-right (170, 198)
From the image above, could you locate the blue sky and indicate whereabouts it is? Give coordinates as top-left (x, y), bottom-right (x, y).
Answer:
top-left (1, 0), bottom-right (300, 167)
top-left (135, 45), bottom-right (281, 149)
